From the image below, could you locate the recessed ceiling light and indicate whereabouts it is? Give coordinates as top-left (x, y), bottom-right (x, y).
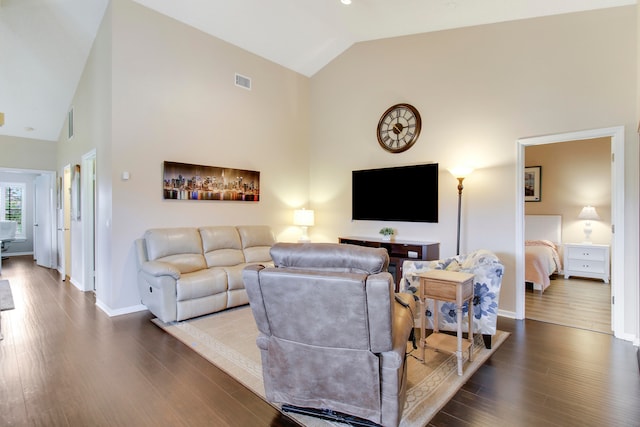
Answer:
top-left (341, 0), bottom-right (352, 5)
top-left (24, 126), bottom-right (35, 132)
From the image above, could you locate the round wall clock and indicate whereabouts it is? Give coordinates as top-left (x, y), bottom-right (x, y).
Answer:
top-left (376, 103), bottom-right (422, 153)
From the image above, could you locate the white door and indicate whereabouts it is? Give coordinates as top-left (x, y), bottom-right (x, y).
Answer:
top-left (34, 174), bottom-right (54, 268)
top-left (82, 152), bottom-right (96, 291)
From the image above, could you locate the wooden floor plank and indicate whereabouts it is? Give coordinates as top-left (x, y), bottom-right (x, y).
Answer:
top-left (526, 276), bottom-right (611, 333)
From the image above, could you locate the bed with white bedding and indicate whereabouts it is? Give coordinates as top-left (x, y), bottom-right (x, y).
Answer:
top-left (525, 215), bottom-right (562, 293)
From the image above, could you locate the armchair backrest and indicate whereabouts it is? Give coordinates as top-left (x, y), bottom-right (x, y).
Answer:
top-left (244, 243), bottom-right (395, 352)
top-left (143, 227), bottom-right (206, 273)
top-left (270, 242), bottom-right (388, 272)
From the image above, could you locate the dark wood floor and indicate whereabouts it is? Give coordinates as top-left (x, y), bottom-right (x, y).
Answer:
top-left (1, 256), bottom-right (639, 427)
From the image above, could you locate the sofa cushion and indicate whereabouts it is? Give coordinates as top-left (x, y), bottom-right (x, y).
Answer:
top-left (144, 228), bottom-right (206, 273)
top-left (199, 226), bottom-right (245, 267)
top-left (144, 227), bottom-right (203, 259)
top-left (222, 264), bottom-right (249, 291)
top-left (237, 225), bottom-right (276, 262)
top-left (176, 268), bottom-right (228, 301)
top-left (155, 254), bottom-right (207, 275)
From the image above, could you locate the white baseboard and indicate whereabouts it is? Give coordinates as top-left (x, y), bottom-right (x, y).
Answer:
top-left (95, 299), bottom-right (147, 317)
top-left (1, 251), bottom-right (33, 257)
top-left (69, 277), bottom-right (83, 291)
top-left (498, 309), bottom-right (517, 319)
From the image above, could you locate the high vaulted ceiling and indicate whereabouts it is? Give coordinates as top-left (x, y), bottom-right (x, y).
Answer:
top-left (0, 0), bottom-right (635, 142)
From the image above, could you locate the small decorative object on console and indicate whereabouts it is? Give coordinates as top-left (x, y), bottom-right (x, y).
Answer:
top-left (379, 227), bottom-right (395, 241)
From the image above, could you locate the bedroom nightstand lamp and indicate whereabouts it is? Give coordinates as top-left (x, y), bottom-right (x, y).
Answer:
top-left (578, 205), bottom-right (600, 244)
top-left (449, 166), bottom-right (474, 255)
top-left (293, 208), bottom-right (314, 243)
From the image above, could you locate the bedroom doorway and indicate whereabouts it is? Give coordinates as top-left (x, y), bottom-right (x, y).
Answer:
top-left (524, 138), bottom-right (612, 333)
top-left (516, 126), bottom-right (625, 339)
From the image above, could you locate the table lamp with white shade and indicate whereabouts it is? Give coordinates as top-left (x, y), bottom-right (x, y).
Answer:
top-left (293, 208), bottom-right (315, 243)
top-left (578, 205), bottom-right (600, 243)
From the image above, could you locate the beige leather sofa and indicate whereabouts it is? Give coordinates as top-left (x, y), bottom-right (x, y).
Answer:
top-left (135, 225), bottom-right (275, 323)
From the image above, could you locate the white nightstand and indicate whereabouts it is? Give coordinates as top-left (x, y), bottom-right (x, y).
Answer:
top-left (563, 243), bottom-right (610, 283)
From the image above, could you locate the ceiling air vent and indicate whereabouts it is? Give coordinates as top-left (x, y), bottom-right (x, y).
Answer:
top-left (235, 73), bottom-right (252, 90)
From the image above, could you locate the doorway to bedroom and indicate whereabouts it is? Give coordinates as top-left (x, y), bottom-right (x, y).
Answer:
top-left (523, 136), bottom-right (612, 334)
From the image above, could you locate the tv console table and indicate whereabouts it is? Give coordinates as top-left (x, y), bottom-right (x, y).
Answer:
top-left (338, 236), bottom-right (440, 291)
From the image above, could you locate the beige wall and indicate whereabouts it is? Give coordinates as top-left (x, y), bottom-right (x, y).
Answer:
top-left (525, 138), bottom-right (611, 245)
top-left (309, 6), bottom-right (637, 320)
top-left (0, 135), bottom-right (57, 171)
top-left (57, 1), bottom-right (113, 297)
top-left (104, 0), bottom-right (309, 311)
top-left (637, 0), bottom-right (640, 351)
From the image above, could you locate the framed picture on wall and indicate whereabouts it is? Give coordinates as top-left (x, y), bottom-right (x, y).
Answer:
top-left (524, 166), bottom-right (541, 202)
top-left (162, 161), bottom-right (260, 202)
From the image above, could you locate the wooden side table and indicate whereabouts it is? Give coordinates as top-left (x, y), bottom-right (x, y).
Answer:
top-left (418, 270), bottom-right (475, 376)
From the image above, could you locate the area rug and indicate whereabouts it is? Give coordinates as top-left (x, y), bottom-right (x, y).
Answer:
top-left (0, 280), bottom-right (14, 311)
top-left (153, 307), bottom-right (508, 427)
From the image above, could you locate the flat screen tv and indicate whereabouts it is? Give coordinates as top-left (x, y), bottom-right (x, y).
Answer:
top-left (352, 163), bottom-right (438, 223)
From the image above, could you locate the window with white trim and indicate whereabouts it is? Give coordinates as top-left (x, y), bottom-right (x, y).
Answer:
top-left (1, 182), bottom-right (26, 239)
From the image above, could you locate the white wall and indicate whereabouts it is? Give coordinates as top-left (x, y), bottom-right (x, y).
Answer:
top-left (308, 6), bottom-right (637, 336)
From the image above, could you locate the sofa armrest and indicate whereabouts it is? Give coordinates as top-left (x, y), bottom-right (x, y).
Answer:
top-left (365, 272), bottom-right (395, 353)
top-left (140, 260), bottom-right (181, 280)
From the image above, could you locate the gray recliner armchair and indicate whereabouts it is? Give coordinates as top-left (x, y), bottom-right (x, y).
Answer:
top-left (243, 243), bottom-right (416, 427)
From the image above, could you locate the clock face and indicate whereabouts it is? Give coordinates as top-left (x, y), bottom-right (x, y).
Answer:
top-left (376, 103), bottom-right (422, 153)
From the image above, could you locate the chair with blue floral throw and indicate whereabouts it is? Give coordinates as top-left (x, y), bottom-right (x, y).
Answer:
top-left (401, 249), bottom-right (504, 349)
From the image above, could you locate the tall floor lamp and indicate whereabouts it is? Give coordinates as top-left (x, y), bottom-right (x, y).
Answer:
top-left (449, 167), bottom-right (473, 256)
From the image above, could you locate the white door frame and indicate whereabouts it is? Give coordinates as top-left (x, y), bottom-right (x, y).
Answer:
top-left (81, 150), bottom-right (96, 292)
top-left (63, 165), bottom-right (72, 280)
top-left (516, 126), bottom-right (625, 338)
